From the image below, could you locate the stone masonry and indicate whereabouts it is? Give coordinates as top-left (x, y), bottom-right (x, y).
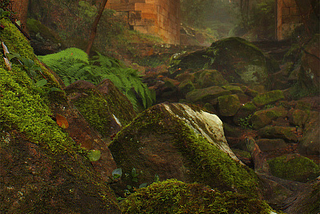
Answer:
top-left (276, 0), bottom-right (302, 40)
top-left (107, 0), bottom-right (180, 44)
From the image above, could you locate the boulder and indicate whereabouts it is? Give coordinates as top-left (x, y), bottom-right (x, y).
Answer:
top-left (170, 37), bottom-right (279, 87)
top-left (218, 94), bottom-right (241, 116)
top-left (267, 154), bottom-right (320, 182)
top-left (121, 179), bottom-right (276, 214)
top-left (251, 106), bottom-right (288, 130)
top-left (178, 79), bottom-right (195, 95)
top-left (65, 79), bottom-right (136, 142)
top-left (196, 69), bottom-right (229, 88)
top-left (186, 86), bottom-right (231, 104)
top-left (256, 139), bottom-right (288, 153)
top-left (252, 90), bottom-right (285, 107)
top-left (109, 103), bottom-right (261, 197)
top-left (258, 126), bottom-right (298, 142)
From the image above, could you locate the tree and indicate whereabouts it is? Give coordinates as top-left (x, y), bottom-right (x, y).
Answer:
top-left (86, 0), bottom-right (108, 55)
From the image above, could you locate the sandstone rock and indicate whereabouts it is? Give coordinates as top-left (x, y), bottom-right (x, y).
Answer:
top-left (109, 103), bottom-right (261, 197)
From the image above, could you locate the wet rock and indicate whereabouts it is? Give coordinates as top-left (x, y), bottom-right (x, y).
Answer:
top-left (109, 103), bottom-right (261, 197)
top-left (267, 154), bottom-right (320, 182)
top-left (251, 106), bottom-right (288, 129)
top-left (186, 86), bottom-right (231, 104)
top-left (218, 94), bottom-right (241, 116)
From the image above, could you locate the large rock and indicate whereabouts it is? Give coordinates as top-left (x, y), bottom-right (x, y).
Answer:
top-left (0, 18), bottom-right (120, 213)
top-left (218, 94), bottom-right (241, 116)
top-left (121, 179), bottom-right (276, 214)
top-left (170, 37), bottom-right (279, 88)
top-left (252, 106), bottom-right (288, 129)
top-left (109, 103), bottom-right (261, 197)
top-left (186, 86), bottom-right (231, 104)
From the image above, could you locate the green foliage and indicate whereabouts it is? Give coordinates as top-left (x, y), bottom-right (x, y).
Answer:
top-left (39, 48), bottom-right (155, 110)
top-left (238, 114), bottom-right (253, 129)
top-left (87, 149), bottom-right (101, 161)
top-left (0, 1), bottom-right (12, 12)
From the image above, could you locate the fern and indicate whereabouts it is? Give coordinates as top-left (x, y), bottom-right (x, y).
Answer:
top-left (39, 48), bottom-right (155, 110)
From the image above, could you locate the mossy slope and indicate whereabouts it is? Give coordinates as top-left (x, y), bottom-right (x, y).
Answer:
top-left (0, 18), bottom-right (120, 212)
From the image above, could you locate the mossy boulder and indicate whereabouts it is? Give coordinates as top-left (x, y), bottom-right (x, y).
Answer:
top-left (65, 79), bottom-right (136, 142)
top-left (268, 154), bottom-right (320, 182)
top-left (234, 102), bottom-right (257, 125)
top-left (252, 106), bottom-right (288, 129)
top-left (170, 37), bottom-right (279, 87)
top-left (109, 103), bottom-right (261, 197)
top-left (196, 69), bottom-right (229, 88)
top-left (218, 94), bottom-right (241, 116)
top-left (178, 79), bottom-right (195, 95)
top-left (289, 108), bottom-right (310, 128)
top-left (0, 18), bottom-right (120, 212)
top-left (186, 86), bottom-right (231, 104)
top-left (258, 126), bottom-right (298, 142)
top-left (256, 139), bottom-right (288, 152)
top-left (27, 18), bottom-right (65, 55)
top-left (252, 90), bottom-right (285, 107)
top-left (121, 179), bottom-right (275, 214)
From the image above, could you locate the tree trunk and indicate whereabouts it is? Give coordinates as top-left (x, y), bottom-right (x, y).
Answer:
top-left (86, 0), bottom-right (109, 56)
top-left (11, 0), bottom-right (29, 31)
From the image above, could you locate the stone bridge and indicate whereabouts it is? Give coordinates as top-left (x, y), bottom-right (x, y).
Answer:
top-left (107, 0), bottom-right (180, 44)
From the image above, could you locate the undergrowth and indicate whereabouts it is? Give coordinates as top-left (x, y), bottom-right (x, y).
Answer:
top-left (39, 48), bottom-right (155, 110)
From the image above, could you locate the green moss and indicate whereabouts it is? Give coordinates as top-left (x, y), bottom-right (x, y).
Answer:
top-left (110, 104), bottom-right (261, 197)
top-left (268, 155), bottom-right (320, 182)
top-left (252, 90), bottom-right (285, 106)
top-left (0, 17), bottom-right (120, 212)
top-left (121, 179), bottom-right (273, 214)
top-left (27, 18), bottom-right (62, 43)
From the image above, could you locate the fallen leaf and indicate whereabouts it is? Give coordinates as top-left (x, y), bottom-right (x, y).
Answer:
top-left (56, 114), bottom-right (69, 129)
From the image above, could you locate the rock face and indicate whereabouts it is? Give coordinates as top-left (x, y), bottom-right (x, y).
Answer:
top-left (109, 103), bottom-right (260, 197)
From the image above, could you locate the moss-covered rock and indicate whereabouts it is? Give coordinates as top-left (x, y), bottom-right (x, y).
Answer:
top-left (256, 139), bottom-right (288, 152)
top-left (178, 79), bottom-right (195, 95)
top-left (170, 37), bottom-right (279, 87)
top-left (234, 101), bottom-right (257, 125)
top-left (196, 69), bottom-right (229, 88)
top-left (268, 154), bottom-right (320, 182)
top-left (186, 86), bottom-right (231, 104)
top-left (218, 94), bottom-right (241, 116)
top-left (252, 90), bottom-right (285, 107)
top-left (109, 103), bottom-right (261, 197)
top-left (252, 106), bottom-right (288, 129)
top-left (65, 79), bottom-right (136, 142)
top-left (258, 126), bottom-right (298, 142)
top-left (121, 179), bottom-right (275, 214)
top-left (0, 18), bottom-right (120, 212)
